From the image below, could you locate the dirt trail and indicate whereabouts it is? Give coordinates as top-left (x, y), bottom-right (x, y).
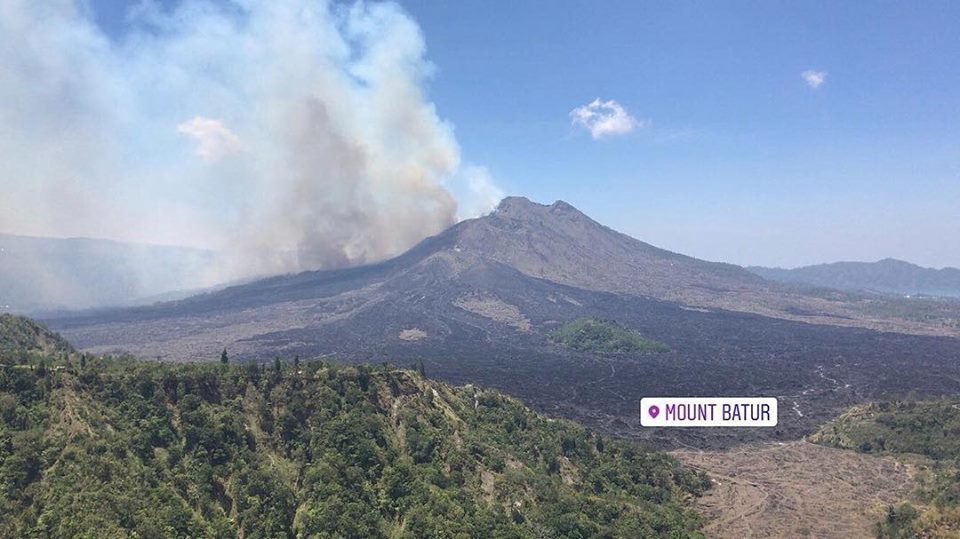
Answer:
top-left (674, 441), bottom-right (917, 539)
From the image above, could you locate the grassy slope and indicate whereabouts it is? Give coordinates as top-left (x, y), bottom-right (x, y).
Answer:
top-left (811, 400), bottom-right (960, 538)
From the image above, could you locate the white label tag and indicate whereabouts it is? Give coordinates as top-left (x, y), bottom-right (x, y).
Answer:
top-left (640, 397), bottom-right (778, 427)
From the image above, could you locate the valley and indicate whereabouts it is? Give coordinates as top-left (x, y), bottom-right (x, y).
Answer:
top-left (33, 198), bottom-right (960, 536)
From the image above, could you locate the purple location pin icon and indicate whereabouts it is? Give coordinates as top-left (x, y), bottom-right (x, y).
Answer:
top-left (649, 405), bottom-right (660, 419)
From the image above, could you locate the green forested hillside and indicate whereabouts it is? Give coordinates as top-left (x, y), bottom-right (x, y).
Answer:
top-left (0, 323), bottom-right (708, 538)
top-left (548, 318), bottom-right (669, 355)
top-left (0, 313), bottom-right (73, 358)
top-left (812, 400), bottom-right (960, 538)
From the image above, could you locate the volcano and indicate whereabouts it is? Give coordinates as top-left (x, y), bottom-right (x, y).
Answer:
top-left (47, 197), bottom-right (960, 446)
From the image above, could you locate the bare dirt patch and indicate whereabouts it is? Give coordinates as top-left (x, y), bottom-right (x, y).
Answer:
top-left (673, 441), bottom-right (918, 538)
top-left (398, 328), bottom-right (427, 341)
top-left (453, 294), bottom-right (531, 331)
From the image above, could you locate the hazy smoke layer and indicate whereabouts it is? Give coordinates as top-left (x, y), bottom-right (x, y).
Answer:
top-left (0, 0), bottom-right (501, 283)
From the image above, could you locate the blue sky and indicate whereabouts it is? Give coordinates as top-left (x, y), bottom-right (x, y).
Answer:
top-left (74, 1), bottom-right (960, 267)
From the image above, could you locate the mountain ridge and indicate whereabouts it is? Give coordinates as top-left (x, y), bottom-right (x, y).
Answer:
top-left (51, 196), bottom-right (959, 339)
top-left (749, 258), bottom-right (960, 298)
top-left (0, 232), bottom-right (219, 313)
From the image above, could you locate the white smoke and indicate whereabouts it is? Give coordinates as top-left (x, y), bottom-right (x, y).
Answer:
top-left (0, 0), bottom-right (502, 285)
top-left (448, 166), bottom-right (505, 221)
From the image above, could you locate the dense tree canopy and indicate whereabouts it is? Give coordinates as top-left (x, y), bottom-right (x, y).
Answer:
top-left (0, 347), bottom-right (708, 538)
top-left (549, 318), bottom-right (669, 355)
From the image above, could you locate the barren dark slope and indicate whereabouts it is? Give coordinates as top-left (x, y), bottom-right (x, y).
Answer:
top-left (52, 197), bottom-right (959, 336)
top-left (452, 197), bottom-right (763, 296)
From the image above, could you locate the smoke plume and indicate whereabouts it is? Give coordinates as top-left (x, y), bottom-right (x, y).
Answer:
top-left (0, 0), bottom-right (501, 285)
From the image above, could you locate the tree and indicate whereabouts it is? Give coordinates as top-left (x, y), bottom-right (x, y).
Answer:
top-left (294, 355), bottom-right (300, 369)
top-left (220, 348), bottom-right (229, 365)
top-left (274, 357), bottom-right (282, 374)
top-left (80, 354), bottom-right (87, 369)
top-left (245, 361), bottom-right (261, 385)
top-left (357, 364), bottom-right (371, 391)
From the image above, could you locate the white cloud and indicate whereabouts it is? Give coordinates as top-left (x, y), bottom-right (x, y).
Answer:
top-left (177, 116), bottom-right (244, 162)
top-left (569, 98), bottom-right (645, 139)
top-left (801, 70), bottom-right (827, 89)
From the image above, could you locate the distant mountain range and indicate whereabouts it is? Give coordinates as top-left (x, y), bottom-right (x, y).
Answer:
top-left (749, 259), bottom-right (960, 298)
top-left (0, 233), bottom-right (219, 313)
